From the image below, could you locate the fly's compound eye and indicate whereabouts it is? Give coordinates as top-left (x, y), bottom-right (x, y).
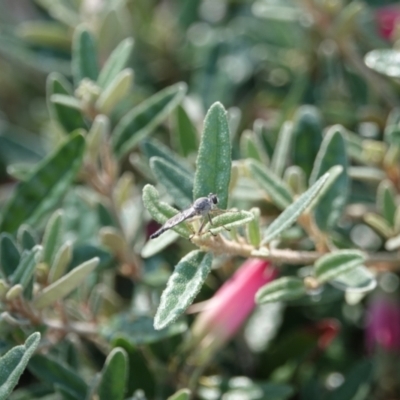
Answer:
top-left (211, 194), bottom-right (218, 205)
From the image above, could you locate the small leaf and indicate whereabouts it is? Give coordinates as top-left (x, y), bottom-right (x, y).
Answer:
top-left (261, 173), bottom-right (330, 244)
top-left (309, 125), bottom-right (349, 231)
top-left (142, 185), bottom-right (191, 238)
top-left (271, 121), bottom-right (293, 177)
top-left (48, 241), bottom-right (73, 283)
top-left (28, 354), bottom-right (88, 400)
top-left (246, 207), bottom-right (261, 247)
top-left (0, 233), bottom-right (20, 277)
top-left (97, 348), bottom-right (128, 400)
top-left (365, 49), bottom-right (400, 78)
top-left (50, 94), bottom-right (82, 110)
top-left (17, 225), bottom-right (37, 250)
top-left (364, 212), bottom-right (393, 238)
top-left (10, 246), bottom-right (41, 290)
top-left (331, 266), bottom-right (376, 293)
top-left (0, 332), bottom-right (41, 400)
top-left (240, 129), bottom-right (269, 164)
top-left (291, 105), bottom-right (323, 178)
top-left (202, 210), bottom-right (254, 238)
top-left (0, 133), bottom-right (85, 233)
top-left (33, 257), bottom-right (99, 309)
top-left (96, 68), bottom-right (133, 114)
top-left (72, 26), bottom-right (99, 84)
top-left (248, 159), bottom-right (293, 210)
top-left (284, 166), bottom-right (306, 195)
top-left (193, 102), bottom-right (231, 209)
top-left (112, 83), bottom-right (187, 158)
top-left (167, 388), bottom-right (191, 400)
top-left (173, 104), bottom-right (198, 156)
top-left (47, 73), bottom-right (86, 133)
top-left (154, 251), bottom-right (213, 330)
top-left (256, 277), bottom-right (306, 304)
top-left (150, 157), bottom-right (194, 209)
top-left (97, 37), bottom-right (134, 89)
top-left (314, 250), bottom-right (365, 284)
top-left (377, 179), bottom-right (397, 227)
top-left (42, 209), bottom-right (63, 266)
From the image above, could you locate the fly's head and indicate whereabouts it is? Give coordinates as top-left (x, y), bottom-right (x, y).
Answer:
top-left (208, 193), bottom-right (218, 208)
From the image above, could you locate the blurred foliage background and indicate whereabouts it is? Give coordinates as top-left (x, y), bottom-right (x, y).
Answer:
top-left (2, 0), bottom-right (400, 399)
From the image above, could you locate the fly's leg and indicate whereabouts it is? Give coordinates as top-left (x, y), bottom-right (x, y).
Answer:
top-left (207, 213), bottom-right (230, 236)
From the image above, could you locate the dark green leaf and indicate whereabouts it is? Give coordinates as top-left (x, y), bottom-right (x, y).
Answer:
top-left (97, 37), bottom-right (134, 89)
top-left (292, 106), bottom-right (323, 178)
top-left (377, 180), bottom-right (397, 226)
top-left (0, 233), bottom-right (20, 277)
top-left (314, 250), bottom-right (365, 284)
top-left (262, 173), bottom-right (330, 244)
top-left (72, 27), bottom-right (99, 84)
top-left (17, 225), bottom-right (37, 251)
top-left (0, 133), bottom-right (85, 233)
top-left (173, 105), bottom-right (198, 156)
top-left (28, 354), bottom-right (88, 400)
top-left (193, 102), bottom-right (231, 209)
top-left (154, 251), bottom-right (213, 330)
top-left (150, 157), bottom-right (194, 209)
top-left (310, 125), bottom-right (349, 231)
top-left (112, 83), bottom-right (187, 158)
top-left (10, 246), bottom-right (41, 290)
top-left (248, 159), bottom-right (293, 210)
top-left (97, 348), bottom-right (128, 400)
top-left (256, 277), bottom-right (306, 304)
top-left (46, 73), bottom-right (86, 133)
top-left (0, 332), bottom-right (41, 400)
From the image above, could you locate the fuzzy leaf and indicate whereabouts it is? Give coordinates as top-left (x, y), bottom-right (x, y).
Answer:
top-left (331, 266), bottom-right (376, 293)
top-left (310, 125), bottom-right (349, 231)
top-left (0, 133), bottom-right (85, 233)
top-left (261, 173), bottom-right (330, 244)
top-left (33, 257), bottom-right (99, 309)
top-left (193, 102), bottom-right (231, 209)
top-left (150, 157), bottom-right (194, 209)
top-left (256, 277), bottom-right (306, 304)
top-left (0, 332), bottom-right (41, 400)
top-left (97, 348), bottom-right (128, 400)
top-left (72, 27), bottom-right (99, 84)
top-left (112, 83), bottom-right (187, 158)
top-left (47, 73), bottom-right (86, 133)
top-left (314, 250), bottom-right (365, 284)
top-left (154, 251), bottom-right (213, 330)
top-left (97, 38), bottom-right (134, 89)
top-left (248, 159), bottom-right (293, 210)
top-left (142, 184), bottom-right (191, 238)
top-left (271, 121), bottom-right (293, 177)
top-left (173, 105), bottom-right (198, 156)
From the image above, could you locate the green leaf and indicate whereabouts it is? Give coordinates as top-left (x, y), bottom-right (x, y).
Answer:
top-left (10, 246), bottom-right (41, 290)
top-left (291, 105), bottom-right (323, 178)
top-left (47, 73), bottom-right (86, 133)
top-left (261, 173), bottom-right (330, 244)
top-left (0, 332), bottom-right (41, 400)
top-left (201, 210), bottom-right (254, 238)
top-left (154, 251), bottom-right (213, 330)
top-left (141, 230), bottom-right (180, 258)
top-left (0, 233), bottom-right (20, 277)
top-left (112, 83), bottom-right (187, 158)
top-left (28, 354), bottom-right (88, 400)
top-left (314, 250), bottom-right (365, 284)
top-left (167, 388), bottom-right (191, 400)
top-left (331, 266), bottom-right (376, 293)
top-left (17, 225), bottom-right (37, 251)
top-left (309, 125), bottom-right (349, 231)
top-left (50, 94), bottom-right (81, 110)
top-left (48, 241), bottom-right (73, 283)
top-left (97, 38), bottom-right (134, 89)
top-left (142, 184), bottom-right (192, 238)
top-left (256, 277), bottom-right (306, 304)
top-left (377, 180), bottom-right (397, 226)
top-left (271, 121), bottom-right (293, 177)
top-left (72, 26), bottom-right (99, 84)
top-left (97, 348), bottom-right (128, 400)
top-left (42, 210), bottom-right (63, 266)
top-left (248, 159), bottom-right (293, 210)
top-left (193, 102), bottom-right (231, 209)
top-left (240, 129), bottom-right (269, 164)
top-left (365, 49), bottom-right (400, 78)
top-left (0, 133), bottom-right (85, 233)
top-left (364, 212), bottom-right (393, 238)
top-left (33, 257), bottom-right (99, 309)
top-left (141, 137), bottom-right (194, 175)
top-left (101, 315), bottom-right (187, 345)
top-left (150, 157), bottom-right (194, 209)
top-left (246, 207), bottom-right (261, 247)
top-left (173, 105), bottom-right (198, 156)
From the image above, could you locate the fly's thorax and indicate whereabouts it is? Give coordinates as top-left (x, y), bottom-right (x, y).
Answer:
top-left (193, 196), bottom-right (213, 216)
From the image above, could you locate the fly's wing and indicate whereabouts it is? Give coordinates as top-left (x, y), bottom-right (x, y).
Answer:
top-left (150, 207), bottom-right (197, 239)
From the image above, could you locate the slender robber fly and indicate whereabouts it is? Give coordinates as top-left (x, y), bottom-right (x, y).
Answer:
top-left (150, 193), bottom-right (225, 239)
